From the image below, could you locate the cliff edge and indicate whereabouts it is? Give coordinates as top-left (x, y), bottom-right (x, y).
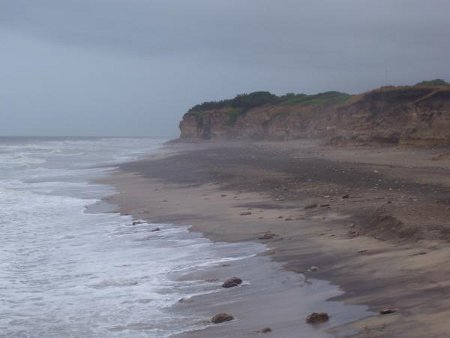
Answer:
top-left (179, 80), bottom-right (450, 145)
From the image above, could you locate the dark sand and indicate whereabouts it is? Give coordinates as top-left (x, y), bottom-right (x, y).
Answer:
top-left (103, 140), bottom-right (450, 338)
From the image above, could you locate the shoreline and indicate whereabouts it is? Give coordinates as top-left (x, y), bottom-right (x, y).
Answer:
top-left (102, 140), bottom-right (450, 337)
top-left (102, 171), bottom-right (371, 338)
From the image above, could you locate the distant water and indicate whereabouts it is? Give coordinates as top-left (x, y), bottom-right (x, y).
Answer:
top-left (0, 137), bottom-right (265, 337)
top-left (0, 137), bottom-right (371, 338)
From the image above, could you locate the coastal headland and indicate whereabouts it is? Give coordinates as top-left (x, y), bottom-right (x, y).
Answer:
top-left (180, 80), bottom-right (450, 146)
top-left (105, 80), bottom-right (450, 337)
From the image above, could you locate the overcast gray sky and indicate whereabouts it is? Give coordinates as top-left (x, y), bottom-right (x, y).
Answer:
top-left (1, 0), bottom-right (449, 137)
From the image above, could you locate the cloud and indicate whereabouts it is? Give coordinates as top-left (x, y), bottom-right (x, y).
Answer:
top-left (0, 0), bottom-right (449, 136)
top-left (2, 0), bottom-right (448, 60)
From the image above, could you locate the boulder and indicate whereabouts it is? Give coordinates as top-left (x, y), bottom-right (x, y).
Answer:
top-left (306, 312), bottom-right (329, 324)
top-left (211, 313), bottom-right (234, 324)
top-left (222, 277), bottom-right (242, 288)
top-left (261, 327), bottom-right (272, 333)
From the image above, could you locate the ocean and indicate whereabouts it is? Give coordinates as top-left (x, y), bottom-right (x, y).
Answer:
top-left (0, 138), bottom-right (264, 337)
top-left (0, 137), bottom-right (368, 338)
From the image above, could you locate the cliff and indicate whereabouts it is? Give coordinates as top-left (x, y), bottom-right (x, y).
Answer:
top-left (179, 80), bottom-right (450, 145)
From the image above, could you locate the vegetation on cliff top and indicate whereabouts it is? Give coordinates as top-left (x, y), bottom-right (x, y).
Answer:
top-left (188, 91), bottom-right (278, 112)
top-left (189, 90), bottom-right (351, 113)
top-left (187, 80), bottom-right (449, 124)
top-left (279, 91), bottom-right (351, 106)
top-left (415, 79), bottom-right (450, 87)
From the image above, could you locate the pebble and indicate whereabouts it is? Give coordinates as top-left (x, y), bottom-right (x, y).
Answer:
top-left (304, 203), bottom-right (318, 209)
top-left (379, 308), bottom-right (396, 315)
top-left (258, 232), bottom-right (277, 240)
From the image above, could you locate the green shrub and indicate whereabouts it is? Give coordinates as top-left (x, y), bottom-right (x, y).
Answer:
top-left (188, 90), bottom-right (351, 113)
top-left (280, 91), bottom-right (350, 106)
top-left (189, 91), bottom-right (278, 112)
top-left (415, 79), bottom-right (450, 87)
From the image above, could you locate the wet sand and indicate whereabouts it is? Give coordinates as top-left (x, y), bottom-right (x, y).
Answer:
top-left (171, 247), bottom-right (368, 338)
top-left (103, 140), bottom-right (450, 337)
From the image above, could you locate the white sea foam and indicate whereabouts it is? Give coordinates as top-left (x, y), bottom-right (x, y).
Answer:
top-left (0, 138), bottom-right (372, 338)
top-left (0, 137), bottom-right (268, 337)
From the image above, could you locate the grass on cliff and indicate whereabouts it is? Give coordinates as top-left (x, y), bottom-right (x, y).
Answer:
top-left (189, 90), bottom-right (351, 114)
top-left (189, 79), bottom-right (448, 115)
top-left (189, 91), bottom-right (278, 113)
top-left (279, 91), bottom-right (351, 106)
top-left (188, 90), bottom-right (352, 127)
top-left (415, 79), bottom-right (450, 87)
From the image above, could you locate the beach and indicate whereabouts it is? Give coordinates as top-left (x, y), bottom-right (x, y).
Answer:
top-left (104, 140), bottom-right (450, 338)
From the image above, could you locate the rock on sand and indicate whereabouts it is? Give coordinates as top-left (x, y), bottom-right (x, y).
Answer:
top-left (304, 203), bottom-right (318, 209)
top-left (222, 277), bottom-right (242, 288)
top-left (258, 231), bottom-right (277, 240)
top-left (211, 313), bottom-right (234, 324)
top-left (306, 312), bottom-right (329, 324)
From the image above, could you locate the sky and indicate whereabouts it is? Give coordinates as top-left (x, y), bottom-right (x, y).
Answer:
top-left (1, 0), bottom-right (449, 137)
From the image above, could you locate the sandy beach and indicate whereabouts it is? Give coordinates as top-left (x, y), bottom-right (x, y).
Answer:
top-left (102, 140), bottom-right (450, 337)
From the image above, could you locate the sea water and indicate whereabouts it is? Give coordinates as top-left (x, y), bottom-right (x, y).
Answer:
top-left (0, 137), bottom-right (369, 338)
top-left (0, 137), bottom-right (263, 337)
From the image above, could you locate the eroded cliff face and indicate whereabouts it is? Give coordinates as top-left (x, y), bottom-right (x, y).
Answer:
top-left (179, 85), bottom-right (450, 145)
top-left (330, 87), bottom-right (450, 145)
